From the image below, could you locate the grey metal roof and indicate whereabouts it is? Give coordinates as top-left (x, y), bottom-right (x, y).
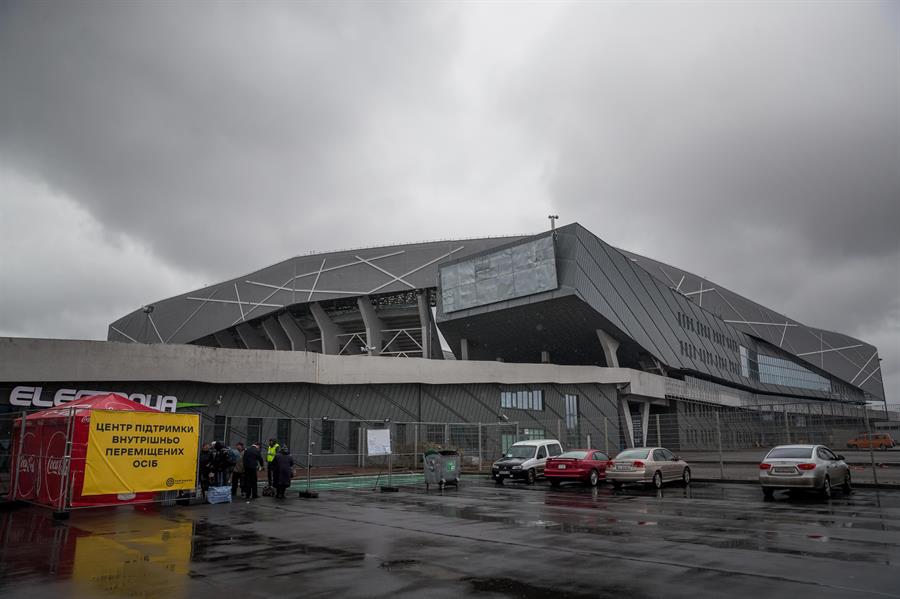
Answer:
top-left (617, 247), bottom-right (884, 400)
top-left (108, 223), bottom-right (884, 401)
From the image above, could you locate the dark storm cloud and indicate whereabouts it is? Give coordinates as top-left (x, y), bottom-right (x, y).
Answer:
top-left (0, 1), bottom-right (897, 400)
top-left (499, 1), bottom-right (900, 399)
top-left (0, 1), bottom-right (464, 276)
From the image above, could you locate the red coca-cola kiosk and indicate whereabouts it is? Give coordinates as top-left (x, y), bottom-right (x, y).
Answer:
top-left (9, 394), bottom-right (156, 510)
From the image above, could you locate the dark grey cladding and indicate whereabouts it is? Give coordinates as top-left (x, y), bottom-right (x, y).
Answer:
top-left (616, 246), bottom-right (884, 400)
top-left (436, 224), bottom-right (883, 401)
top-left (108, 236), bottom-right (524, 346)
top-left (109, 223), bottom-right (884, 401)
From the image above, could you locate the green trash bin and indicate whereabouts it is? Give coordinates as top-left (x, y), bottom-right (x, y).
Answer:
top-left (424, 449), bottom-right (461, 490)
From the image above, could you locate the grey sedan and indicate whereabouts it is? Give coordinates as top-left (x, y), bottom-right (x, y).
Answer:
top-left (759, 444), bottom-right (851, 499)
top-left (607, 447), bottom-right (691, 489)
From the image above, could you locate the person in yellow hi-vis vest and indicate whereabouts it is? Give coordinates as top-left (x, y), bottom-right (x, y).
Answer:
top-left (266, 438), bottom-right (280, 487)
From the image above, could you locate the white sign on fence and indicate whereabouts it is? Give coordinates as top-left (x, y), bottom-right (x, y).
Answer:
top-left (366, 428), bottom-right (392, 456)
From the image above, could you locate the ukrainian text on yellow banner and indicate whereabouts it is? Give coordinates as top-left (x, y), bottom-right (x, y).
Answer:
top-left (82, 410), bottom-right (199, 496)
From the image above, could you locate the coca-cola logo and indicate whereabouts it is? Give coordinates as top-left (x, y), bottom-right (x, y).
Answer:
top-left (47, 457), bottom-right (65, 476)
top-left (17, 454), bottom-right (35, 474)
top-left (43, 431), bottom-right (67, 504)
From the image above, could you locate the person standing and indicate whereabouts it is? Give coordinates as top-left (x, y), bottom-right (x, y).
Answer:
top-left (198, 442), bottom-right (213, 498)
top-left (272, 446), bottom-right (294, 499)
top-left (231, 442), bottom-right (245, 497)
top-left (211, 441), bottom-right (232, 487)
top-left (266, 438), bottom-right (280, 486)
top-left (242, 442), bottom-right (265, 499)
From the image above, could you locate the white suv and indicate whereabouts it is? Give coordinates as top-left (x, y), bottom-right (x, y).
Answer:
top-left (492, 439), bottom-right (564, 484)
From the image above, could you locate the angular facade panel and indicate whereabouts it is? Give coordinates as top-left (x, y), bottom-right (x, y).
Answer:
top-left (109, 223), bottom-right (884, 402)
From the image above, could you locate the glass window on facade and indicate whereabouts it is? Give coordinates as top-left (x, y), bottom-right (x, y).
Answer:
top-left (277, 418), bottom-right (291, 447)
top-left (321, 419), bottom-right (334, 452)
top-left (247, 418), bottom-right (262, 446)
top-left (213, 415), bottom-right (227, 444)
top-left (500, 390), bottom-right (543, 411)
top-left (348, 421), bottom-right (360, 452)
top-left (757, 353), bottom-right (831, 392)
top-left (565, 394), bottom-right (578, 430)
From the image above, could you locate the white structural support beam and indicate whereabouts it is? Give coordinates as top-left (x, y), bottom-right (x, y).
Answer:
top-left (641, 401), bottom-right (650, 447)
top-left (356, 297), bottom-right (385, 356)
top-left (460, 338), bottom-right (469, 361)
top-left (276, 313), bottom-right (308, 351)
top-left (213, 331), bottom-right (239, 349)
top-left (416, 291), bottom-right (433, 359)
top-left (235, 323), bottom-right (273, 350)
top-left (310, 302), bottom-right (340, 355)
top-left (620, 399), bottom-right (635, 448)
top-left (619, 398), bottom-right (652, 448)
top-left (261, 317), bottom-right (291, 351)
top-left (596, 329), bottom-right (620, 368)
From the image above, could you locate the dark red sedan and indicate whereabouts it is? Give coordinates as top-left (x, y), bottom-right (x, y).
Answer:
top-left (545, 449), bottom-right (610, 487)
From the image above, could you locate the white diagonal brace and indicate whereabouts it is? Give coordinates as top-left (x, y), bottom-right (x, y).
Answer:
top-left (356, 255), bottom-right (415, 289)
top-left (290, 250), bottom-right (406, 282)
top-left (858, 364), bottom-right (883, 387)
top-left (723, 320), bottom-right (799, 327)
top-left (850, 350), bottom-right (880, 384)
top-left (368, 246), bottom-right (465, 294)
top-left (234, 275), bottom-right (295, 325)
top-left (307, 258), bottom-right (326, 302)
top-left (657, 266), bottom-right (678, 288)
top-left (779, 321), bottom-right (789, 348)
top-left (147, 314), bottom-right (164, 343)
top-left (186, 297), bottom-right (284, 308)
top-left (796, 344), bottom-right (865, 357)
top-left (234, 283), bottom-right (245, 321)
top-left (247, 282), bottom-right (369, 295)
top-left (110, 325), bottom-right (139, 343)
top-left (166, 288), bottom-right (221, 343)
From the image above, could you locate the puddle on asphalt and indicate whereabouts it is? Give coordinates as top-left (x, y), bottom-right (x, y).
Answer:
top-left (0, 505), bottom-right (369, 596)
top-left (466, 576), bottom-right (647, 599)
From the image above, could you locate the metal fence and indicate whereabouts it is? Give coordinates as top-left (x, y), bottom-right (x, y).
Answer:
top-left (644, 400), bottom-right (882, 453)
top-left (197, 415), bottom-right (593, 472)
top-left (2, 401), bottom-right (893, 510)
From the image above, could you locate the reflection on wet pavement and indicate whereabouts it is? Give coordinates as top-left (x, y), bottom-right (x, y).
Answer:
top-left (1, 480), bottom-right (899, 598)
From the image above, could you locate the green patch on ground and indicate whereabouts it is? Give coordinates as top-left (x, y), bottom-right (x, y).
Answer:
top-left (288, 473), bottom-right (426, 491)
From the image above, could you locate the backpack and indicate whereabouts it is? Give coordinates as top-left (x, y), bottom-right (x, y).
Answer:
top-left (226, 447), bottom-right (240, 467)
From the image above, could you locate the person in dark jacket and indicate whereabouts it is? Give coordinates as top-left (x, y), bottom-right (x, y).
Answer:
top-left (211, 441), bottom-right (232, 486)
top-left (231, 442), bottom-right (245, 497)
top-left (198, 443), bottom-right (213, 498)
top-left (272, 446), bottom-right (294, 498)
top-left (241, 442), bottom-right (265, 499)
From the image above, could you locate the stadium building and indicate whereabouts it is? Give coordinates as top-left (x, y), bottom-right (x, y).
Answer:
top-left (0, 223), bottom-right (886, 459)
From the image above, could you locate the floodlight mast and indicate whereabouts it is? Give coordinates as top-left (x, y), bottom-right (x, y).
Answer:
top-left (548, 215), bottom-right (559, 230)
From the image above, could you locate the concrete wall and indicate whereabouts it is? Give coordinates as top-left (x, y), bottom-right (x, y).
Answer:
top-left (0, 337), bottom-right (667, 398)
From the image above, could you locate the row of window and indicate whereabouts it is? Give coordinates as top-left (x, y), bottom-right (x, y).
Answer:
top-left (757, 353), bottom-right (832, 392)
top-left (500, 390), bottom-right (544, 411)
top-left (739, 346), bottom-right (833, 392)
top-left (677, 311), bottom-right (739, 354)
top-left (679, 340), bottom-right (740, 375)
top-left (712, 329), bottom-right (739, 353)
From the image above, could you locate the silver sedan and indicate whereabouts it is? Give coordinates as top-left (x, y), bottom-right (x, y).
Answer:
top-left (607, 447), bottom-right (691, 489)
top-left (759, 444), bottom-right (851, 499)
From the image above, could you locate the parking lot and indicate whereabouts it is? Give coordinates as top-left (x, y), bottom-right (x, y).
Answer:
top-left (2, 477), bottom-right (899, 598)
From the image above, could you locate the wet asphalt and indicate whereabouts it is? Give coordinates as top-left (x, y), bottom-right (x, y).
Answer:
top-left (1, 479), bottom-right (899, 598)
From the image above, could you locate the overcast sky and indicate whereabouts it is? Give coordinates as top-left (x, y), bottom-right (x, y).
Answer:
top-left (1, 1), bottom-right (897, 402)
